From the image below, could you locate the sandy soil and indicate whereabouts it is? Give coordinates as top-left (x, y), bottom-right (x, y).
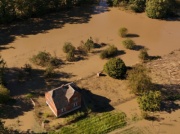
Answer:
top-left (1, 1), bottom-right (180, 133)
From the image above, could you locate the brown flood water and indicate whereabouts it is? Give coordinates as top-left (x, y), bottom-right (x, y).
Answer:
top-left (1, 1), bottom-right (180, 132)
top-left (0, 0), bottom-right (180, 80)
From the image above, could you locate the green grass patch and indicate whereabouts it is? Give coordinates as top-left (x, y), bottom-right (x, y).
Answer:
top-left (52, 112), bottom-right (127, 134)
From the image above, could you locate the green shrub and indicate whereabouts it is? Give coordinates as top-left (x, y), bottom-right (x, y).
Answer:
top-left (146, 0), bottom-right (176, 19)
top-left (84, 37), bottom-right (95, 52)
top-left (31, 51), bottom-right (51, 67)
top-left (129, 0), bottom-right (146, 13)
top-left (122, 39), bottom-right (135, 49)
top-left (119, 27), bottom-right (128, 37)
top-left (66, 51), bottom-right (76, 62)
top-left (100, 45), bottom-right (118, 59)
top-left (44, 66), bottom-right (55, 78)
top-left (104, 58), bottom-right (127, 79)
top-left (49, 57), bottom-right (62, 67)
top-left (26, 93), bottom-right (34, 98)
top-left (138, 90), bottom-right (161, 111)
top-left (139, 48), bottom-right (149, 61)
top-left (0, 56), bottom-right (6, 85)
top-left (63, 42), bottom-right (75, 53)
top-left (0, 85), bottom-right (10, 103)
top-left (23, 64), bottom-right (32, 75)
top-left (100, 50), bottom-right (109, 59)
top-left (127, 65), bottom-right (153, 94)
top-left (31, 51), bottom-right (61, 67)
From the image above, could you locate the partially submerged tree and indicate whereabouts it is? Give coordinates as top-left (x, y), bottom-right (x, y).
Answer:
top-left (138, 90), bottom-right (161, 111)
top-left (63, 42), bottom-right (75, 53)
top-left (0, 85), bottom-right (10, 104)
top-left (104, 58), bottom-right (127, 79)
top-left (122, 39), bottom-right (135, 50)
top-left (146, 0), bottom-right (176, 19)
top-left (127, 64), bottom-right (153, 94)
top-left (119, 27), bottom-right (128, 37)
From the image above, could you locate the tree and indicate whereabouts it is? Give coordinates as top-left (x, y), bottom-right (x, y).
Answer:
top-left (139, 48), bottom-right (149, 61)
top-left (146, 0), bottom-right (176, 19)
top-left (122, 39), bottom-right (135, 49)
top-left (0, 85), bottom-right (10, 103)
top-left (104, 58), bottom-right (127, 79)
top-left (63, 42), bottom-right (75, 53)
top-left (138, 90), bottom-right (161, 111)
top-left (127, 65), bottom-right (153, 94)
top-left (129, 0), bottom-right (146, 13)
top-left (118, 27), bottom-right (128, 37)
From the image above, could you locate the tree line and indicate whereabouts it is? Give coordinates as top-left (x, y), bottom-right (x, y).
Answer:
top-left (0, 0), bottom-right (97, 24)
top-left (107, 0), bottom-right (178, 19)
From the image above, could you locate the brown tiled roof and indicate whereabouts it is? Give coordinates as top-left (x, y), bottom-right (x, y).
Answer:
top-left (48, 82), bottom-right (80, 110)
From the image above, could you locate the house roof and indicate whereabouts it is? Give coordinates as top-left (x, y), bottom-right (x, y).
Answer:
top-left (47, 82), bottom-right (80, 110)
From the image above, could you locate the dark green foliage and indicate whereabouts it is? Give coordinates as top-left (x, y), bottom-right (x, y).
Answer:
top-left (31, 51), bottom-right (51, 67)
top-left (44, 66), bottom-right (55, 78)
top-left (84, 37), bottom-right (95, 52)
top-left (138, 91), bottom-right (161, 111)
top-left (122, 39), bottom-right (135, 49)
top-left (66, 51), bottom-right (76, 62)
top-left (139, 48), bottom-right (149, 61)
top-left (146, 0), bottom-right (176, 19)
top-left (0, 56), bottom-right (6, 85)
top-left (100, 45), bottom-right (118, 59)
top-left (129, 0), bottom-right (146, 12)
top-left (127, 65), bottom-right (153, 94)
top-left (63, 42), bottom-right (75, 53)
top-left (0, 85), bottom-right (10, 104)
top-left (119, 27), bottom-right (128, 37)
top-left (104, 58), bottom-right (127, 79)
top-left (77, 37), bottom-right (94, 55)
top-left (23, 64), bottom-right (32, 75)
top-left (31, 51), bottom-right (61, 67)
top-left (0, 0), bottom-right (96, 24)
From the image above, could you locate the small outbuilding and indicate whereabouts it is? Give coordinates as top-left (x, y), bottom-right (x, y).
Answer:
top-left (45, 82), bottom-right (81, 117)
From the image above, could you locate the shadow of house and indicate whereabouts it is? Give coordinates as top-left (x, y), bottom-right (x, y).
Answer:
top-left (81, 88), bottom-right (114, 113)
top-left (0, 3), bottom-right (110, 48)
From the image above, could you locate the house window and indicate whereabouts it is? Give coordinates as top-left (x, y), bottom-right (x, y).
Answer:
top-left (73, 102), bottom-right (78, 107)
top-left (61, 108), bottom-right (66, 112)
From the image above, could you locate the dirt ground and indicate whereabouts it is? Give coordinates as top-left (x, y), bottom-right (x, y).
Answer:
top-left (1, 1), bottom-right (180, 133)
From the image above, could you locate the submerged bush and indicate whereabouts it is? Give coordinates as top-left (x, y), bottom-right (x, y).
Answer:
top-left (66, 51), bottom-right (76, 62)
top-left (63, 42), bottom-right (75, 53)
top-left (119, 27), bottom-right (128, 37)
top-left (127, 65), bottom-right (153, 94)
top-left (146, 0), bottom-right (176, 19)
top-left (122, 39), bottom-right (135, 49)
top-left (138, 90), bottom-right (162, 111)
top-left (129, 0), bottom-right (146, 13)
top-left (31, 51), bottom-right (61, 67)
top-left (104, 58), bottom-right (127, 79)
top-left (0, 56), bottom-right (6, 85)
top-left (139, 48), bottom-right (149, 61)
top-left (0, 85), bottom-right (10, 103)
top-left (100, 45), bottom-right (118, 59)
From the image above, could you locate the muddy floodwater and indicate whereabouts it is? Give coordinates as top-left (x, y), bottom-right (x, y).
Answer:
top-left (1, 0), bottom-right (180, 132)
